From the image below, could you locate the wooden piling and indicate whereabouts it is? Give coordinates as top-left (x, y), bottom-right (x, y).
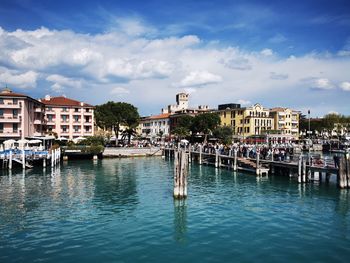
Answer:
top-left (302, 158), bottom-right (307, 183)
top-left (22, 150), bottom-right (25, 169)
top-left (233, 149), bottom-right (237, 171)
top-left (199, 145), bottom-right (202, 165)
top-left (298, 156), bottom-right (302, 183)
top-left (256, 152), bottom-right (260, 175)
top-left (174, 150), bottom-right (189, 199)
top-left (338, 155), bottom-right (347, 188)
top-left (9, 150), bottom-right (12, 170)
top-left (215, 150), bottom-right (219, 168)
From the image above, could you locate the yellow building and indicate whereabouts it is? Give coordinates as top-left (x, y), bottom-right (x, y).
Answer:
top-left (219, 103), bottom-right (274, 139)
top-left (270, 107), bottom-right (299, 139)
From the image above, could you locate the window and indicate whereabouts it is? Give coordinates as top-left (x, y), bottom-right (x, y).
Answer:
top-left (85, 126), bottom-right (90, 132)
top-left (74, 125), bottom-right (79, 132)
top-left (74, 108), bottom-right (79, 112)
top-left (62, 107), bottom-right (68, 112)
top-left (85, 108), bottom-right (90, 113)
top-left (62, 125), bottom-right (68, 132)
top-left (47, 107), bottom-right (53, 112)
top-left (13, 109), bottom-right (18, 117)
top-left (13, 99), bottom-right (18, 105)
top-left (74, 115), bottom-right (79, 122)
top-left (224, 112), bottom-right (226, 118)
top-left (0, 99), bottom-right (3, 104)
top-left (0, 109), bottom-right (3, 117)
top-left (62, 115), bottom-right (68, 122)
top-left (85, 116), bottom-right (90, 123)
top-left (0, 123), bottom-right (3, 132)
top-left (13, 123), bottom-right (18, 132)
top-left (47, 114), bottom-right (54, 122)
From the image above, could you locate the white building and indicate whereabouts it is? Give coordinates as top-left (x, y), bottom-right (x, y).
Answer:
top-left (162, 93), bottom-right (189, 114)
top-left (140, 113), bottom-right (171, 139)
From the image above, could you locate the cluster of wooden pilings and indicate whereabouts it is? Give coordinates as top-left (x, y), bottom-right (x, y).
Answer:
top-left (164, 146), bottom-right (350, 189)
top-left (338, 153), bottom-right (350, 188)
top-left (173, 150), bottom-right (189, 199)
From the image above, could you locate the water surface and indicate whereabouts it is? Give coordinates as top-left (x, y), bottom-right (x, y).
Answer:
top-left (0, 158), bottom-right (349, 262)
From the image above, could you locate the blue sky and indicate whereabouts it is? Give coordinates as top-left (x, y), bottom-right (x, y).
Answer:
top-left (0, 0), bottom-right (350, 116)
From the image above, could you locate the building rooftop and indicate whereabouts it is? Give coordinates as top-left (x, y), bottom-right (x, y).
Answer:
top-left (0, 88), bottom-right (30, 98)
top-left (147, 113), bottom-right (171, 120)
top-left (40, 95), bottom-right (93, 107)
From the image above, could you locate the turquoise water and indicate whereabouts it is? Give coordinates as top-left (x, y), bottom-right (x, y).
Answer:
top-left (0, 158), bottom-right (350, 262)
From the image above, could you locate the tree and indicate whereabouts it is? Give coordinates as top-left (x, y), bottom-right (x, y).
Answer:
top-left (172, 126), bottom-right (190, 139)
top-left (95, 101), bottom-right (140, 142)
top-left (212, 126), bottom-right (233, 145)
top-left (191, 113), bottom-right (221, 143)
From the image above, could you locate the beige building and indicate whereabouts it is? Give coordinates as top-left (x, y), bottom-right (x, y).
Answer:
top-left (270, 107), bottom-right (299, 139)
top-left (0, 88), bottom-right (45, 140)
top-left (39, 95), bottom-right (94, 140)
top-left (219, 103), bottom-right (274, 139)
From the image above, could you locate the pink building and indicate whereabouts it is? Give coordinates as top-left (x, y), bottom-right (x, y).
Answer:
top-left (0, 88), bottom-right (45, 140)
top-left (39, 95), bottom-right (94, 139)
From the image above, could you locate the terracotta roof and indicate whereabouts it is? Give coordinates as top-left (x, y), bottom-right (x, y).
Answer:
top-left (40, 96), bottom-right (93, 107)
top-left (270, 107), bottom-right (286, 112)
top-left (147, 113), bottom-right (171, 120)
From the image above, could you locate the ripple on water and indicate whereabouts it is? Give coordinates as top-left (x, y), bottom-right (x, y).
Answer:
top-left (0, 158), bottom-right (350, 262)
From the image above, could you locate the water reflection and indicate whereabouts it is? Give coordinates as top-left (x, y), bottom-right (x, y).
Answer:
top-left (173, 199), bottom-right (187, 243)
top-left (93, 159), bottom-right (139, 214)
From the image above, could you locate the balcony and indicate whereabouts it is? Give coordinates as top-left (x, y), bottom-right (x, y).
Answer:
top-left (278, 120), bottom-right (286, 124)
top-left (291, 120), bottom-right (298, 124)
top-left (83, 111), bottom-right (93, 116)
top-left (34, 119), bottom-right (43, 125)
top-left (84, 122), bottom-right (93, 125)
top-left (0, 130), bottom-right (21, 137)
top-left (0, 116), bottom-right (21, 123)
top-left (278, 112), bottom-right (286, 116)
top-left (0, 103), bottom-right (21, 109)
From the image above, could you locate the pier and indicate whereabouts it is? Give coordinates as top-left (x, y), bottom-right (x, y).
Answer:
top-left (164, 146), bottom-right (350, 189)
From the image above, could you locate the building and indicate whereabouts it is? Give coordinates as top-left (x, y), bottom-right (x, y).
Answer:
top-left (161, 93), bottom-right (189, 114)
top-left (39, 95), bottom-right (94, 140)
top-left (0, 88), bottom-right (45, 140)
top-left (270, 107), bottom-right (300, 139)
top-left (140, 113), bottom-right (171, 139)
top-left (219, 103), bottom-right (274, 140)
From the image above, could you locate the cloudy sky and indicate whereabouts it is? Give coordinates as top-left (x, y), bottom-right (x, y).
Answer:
top-left (0, 0), bottom-right (350, 117)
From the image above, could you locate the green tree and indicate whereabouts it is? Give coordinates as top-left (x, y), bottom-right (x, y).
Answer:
top-left (95, 101), bottom-right (140, 141)
top-left (213, 126), bottom-right (233, 145)
top-left (172, 126), bottom-right (190, 139)
top-left (191, 113), bottom-right (221, 143)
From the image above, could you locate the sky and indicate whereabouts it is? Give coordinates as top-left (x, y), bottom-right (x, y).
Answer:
top-left (0, 0), bottom-right (350, 117)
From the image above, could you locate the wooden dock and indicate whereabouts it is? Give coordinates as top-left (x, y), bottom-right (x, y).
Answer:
top-left (163, 147), bottom-right (350, 189)
top-left (0, 148), bottom-right (61, 170)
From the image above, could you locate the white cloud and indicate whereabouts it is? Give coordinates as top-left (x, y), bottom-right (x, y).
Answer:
top-left (110, 87), bottom-right (130, 94)
top-left (270, 72), bottom-right (288, 80)
top-left (0, 24), bottom-right (349, 116)
top-left (311, 78), bottom-right (334, 90)
top-left (178, 71), bottom-right (222, 87)
top-left (46, 74), bottom-right (82, 89)
top-left (340, 81), bottom-right (350, 91)
top-left (260, 48), bottom-right (273, 56)
top-left (237, 99), bottom-right (251, 105)
top-left (0, 70), bottom-right (38, 88)
top-left (268, 34), bottom-right (287, 44)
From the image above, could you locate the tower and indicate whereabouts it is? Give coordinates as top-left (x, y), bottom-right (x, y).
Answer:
top-left (176, 93), bottom-right (189, 110)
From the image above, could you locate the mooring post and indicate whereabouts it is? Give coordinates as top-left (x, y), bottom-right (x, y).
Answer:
top-left (326, 172), bottom-right (330, 183)
top-left (302, 158), bottom-right (307, 183)
top-left (51, 149), bottom-right (54, 167)
top-left (228, 149), bottom-right (232, 166)
top-left (233, 148), bottom-right (237, 171)
top-left (199, 145), bottom-right (202, 165)
top-left (188, 144), bottom-right (191, 163)
top-left (43, 156), bottom-right (46, 168)
top-left (256, 151), bottom-right (260, 176)
top-left (22, 149), bottom-right (25, 169)
top-left (174, 150), bottom-right (188, 199)
top-left (215, 150), bottom-right (219, 168)
top-left (9, 150), bottom-right (12, 170)
top-left (298, 155), bottom-right (302, 183)
top-left (346, 152), bottom-right (350, 188)
top-left (338, 155), bottom-right (347, 188)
